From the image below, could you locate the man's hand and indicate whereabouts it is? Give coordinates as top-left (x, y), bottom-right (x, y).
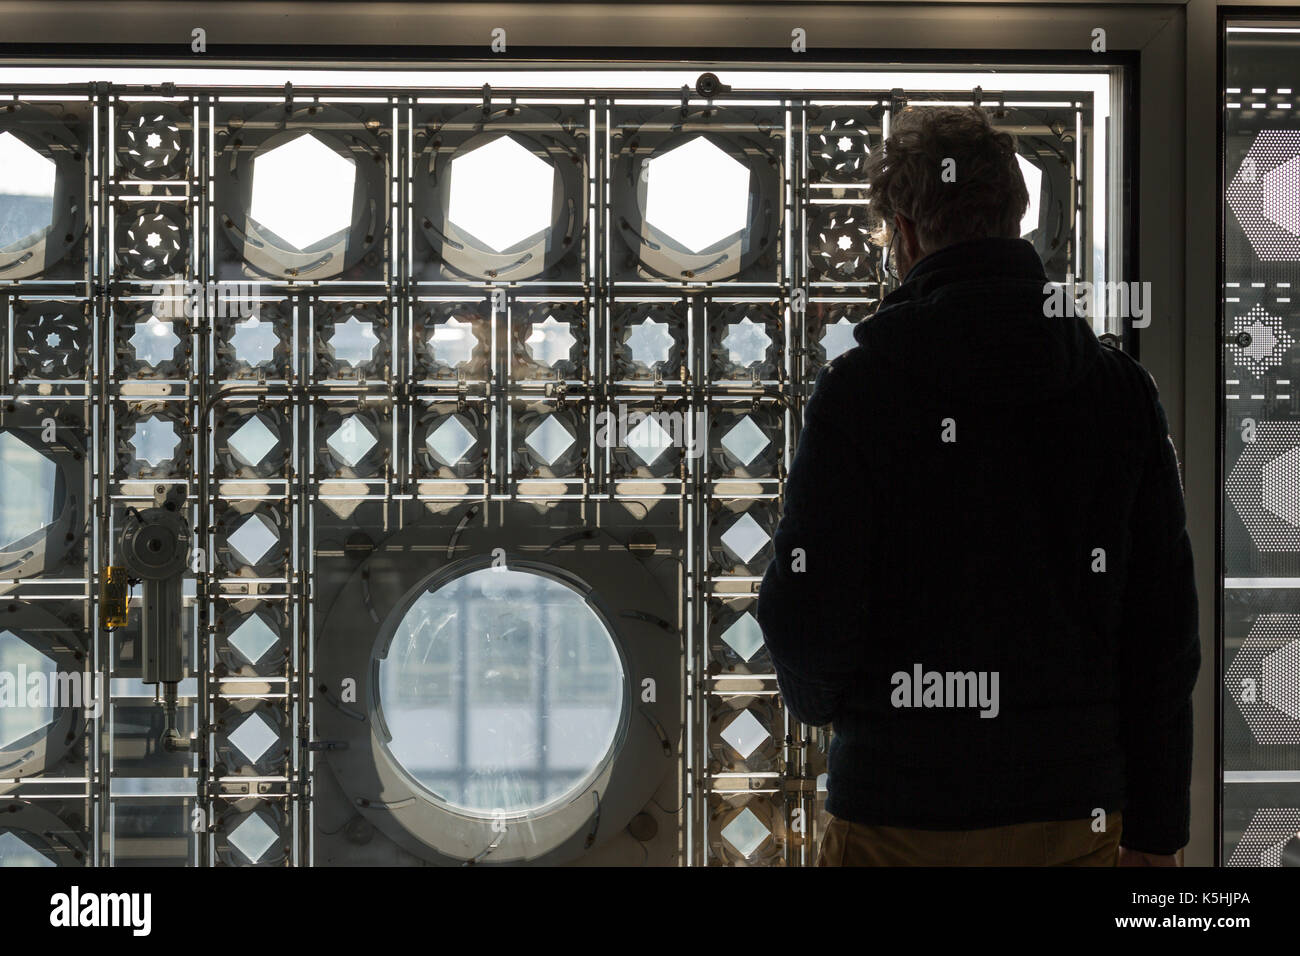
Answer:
top-left (1118, 846), bottom-right (1183, 866)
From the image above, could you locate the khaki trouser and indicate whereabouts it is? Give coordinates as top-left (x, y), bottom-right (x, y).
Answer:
top-left (817, 812), bottom-right (1123, 866)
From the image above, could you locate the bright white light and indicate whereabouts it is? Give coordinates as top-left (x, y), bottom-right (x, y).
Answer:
top-left (448, 135), bottom-right (555, 252)
top-left (426, 416), bottom-right (476, 467)
top-left (719, 612), bottom-right (765, 662)
top-left (721, 317), bottom-right (771, 368)
top-left (228, 416), bottom-right (278, 468)
top-left (326, 415), bottom-right (378, 468)
top-left (525, 316), bottom-right (576, 368)
top-left (645, 135), bottom-right (751, 254)
top-left (0, 430), bottom-right (56, 549)
top-left (626, 415), bottom-right (675, 467)
top-left (250, 133), bottom-right (356, 250)
top-left (720, 708), bottom-right (770, 759)
top-left (229, 615), bottom-right (278, 664)
top-left (625, 318), bottom-right (674, 368)
top-left (721, 512), bottom-right (767, 564)
top-left (0, 631), bottom-right (56, 749)
top-left (429, 317), bottom-right (477, 368)
top-left (721, 807), bottom-right (770, 858)
top-left (1016, 153), bottom-right (1043, 238)
top-left (525, 415), bottom-right (575, 467)
top-left (129, 416), bottom-right (180, 467)
top-left (228, 513), bottom-right (279, 566)
top-left (720, 416), bottom-right (769, 467)
top-left (331, 315), bottom-right (379, 367)
top-left (228, 712), bottom-right (279, 763)
top-left (820, 317), bottom-right (857, 361)
top-left (129, 316), bottom-right (180, 367)
top-left (228, 813), bottom-right (277, 863)
top-left (0, 131), bottom-right (55, 250)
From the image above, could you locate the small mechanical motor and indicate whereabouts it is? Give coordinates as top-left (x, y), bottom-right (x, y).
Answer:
top-left (117, 484), bottom-right (193, 750)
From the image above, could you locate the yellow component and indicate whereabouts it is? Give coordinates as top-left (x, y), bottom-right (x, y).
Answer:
top-left (101, 566), bottom-right (129, 630)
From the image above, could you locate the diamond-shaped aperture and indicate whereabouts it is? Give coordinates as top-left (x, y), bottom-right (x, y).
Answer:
top-left (525, 316), bottom-right (576, 368)
top-left (721, 512), bottom-right (768, 564)
top-left (228, 711), bottom-right (279, 763)
top-left (1262, 446), bottom-right (1300, 527)
top-left (720, 416), bottom-right (769, 467)
top-left (0, 831), bottom-right (54, 867)
top-left (821, 317), bottom-right (857, 362)
top-left (250, 133), bottom-right (357, 250)
top-left (645, 136), bottom-right (751, 254)
top-left (228, 416), bottom-right (278, 469)
top-left (228, 812), bottom-right (278, 863)
top-left (626, 414), bottom-right (676, 467)
top-left (327, 416), bottom-right (378, 469)
top-left (721, 807), bottom-right (771, 859)
top-left (227, 513), bottom-right (279, 566)
top-left (720, 612), bottom-right (765, 662)
top-left (426, 416), bottom-right (476, 467)
top-left (1016, 154), bottom-right (1043, 237)
top-left (0, 131), bottom-right (56, 250)
top-left (720, 708), bottom-right (770, 759)
top-left (429, 318), bottom-right (477, 368)
top-left (228, 615), bottom-right (278, 665)
top-left (1262, 639), bottom-right (1300, 720)
top-left (525, 415), bottom-right (575, 467)
top-left (129, 315), bottom-right (181, 367)
top-left (331, 315), bottom-right (379, 368)
top-left (0, 630), bottom-right (57, 749)
top-left (448, 135), bottom-right (556, 252)
top-left (0, 430), bottom-right (57, 550)
top-left (231, 318), bottom-right (279, 368)
top-left (625, 319), bottom-right (675, 369)
top-left (129, 416), bottom-right (180, 468)
top-left (722, 318), bottom-right (771, 369)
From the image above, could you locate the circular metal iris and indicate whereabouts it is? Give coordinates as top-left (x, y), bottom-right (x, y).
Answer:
top-left (376, 567), bottom-right (626, 817)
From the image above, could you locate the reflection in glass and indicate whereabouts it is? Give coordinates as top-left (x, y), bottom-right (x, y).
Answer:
top-left (378, 568), bottom-right (624, 816)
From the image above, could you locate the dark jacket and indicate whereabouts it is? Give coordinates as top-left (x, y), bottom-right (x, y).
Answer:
top-left (756, 236), bottom-right (1200, 855)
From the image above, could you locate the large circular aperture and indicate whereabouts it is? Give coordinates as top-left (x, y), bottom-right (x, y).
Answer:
top-left (376, 567), bottom-right (625, 817)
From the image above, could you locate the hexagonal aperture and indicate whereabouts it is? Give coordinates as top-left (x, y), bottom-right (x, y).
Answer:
top-left (0, 430), bottom-right (57, 550)
top-left (130, 315), bottom-right (181, 367)
top-left (129, 416), bottom-right (180, 468)
top-left (0, 630), bottom-right (57, 749)
top-left (0, 131), bottom-right (56, 251)
top-left (1261, 639), bottom-right (1300, 720)
top-left (1015, 154), bottom-right (1043, 237)
top-left (447, 135), bottom-right (556, 253)
top-left (250, 133), bottom-right (357, 251)
top-left (525, 316), bottom-right (576, 368)
top-left (645, 135), bottom-right (751, 254)
top-left (1226, 130), bottom-right (1300, 260)
top-left (1261, 446), bottom-right (1300, 527)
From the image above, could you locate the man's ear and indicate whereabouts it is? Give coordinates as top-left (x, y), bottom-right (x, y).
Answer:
top-left (894, 214), bottom-right (921, 263)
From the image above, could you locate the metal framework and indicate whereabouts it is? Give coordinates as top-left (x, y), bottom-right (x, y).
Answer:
top-left (0, 72), bottom-right (1112, 866)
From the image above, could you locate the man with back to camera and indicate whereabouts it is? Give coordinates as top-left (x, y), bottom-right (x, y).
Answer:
top-left (756, 106), bottom-right (1201, 866)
